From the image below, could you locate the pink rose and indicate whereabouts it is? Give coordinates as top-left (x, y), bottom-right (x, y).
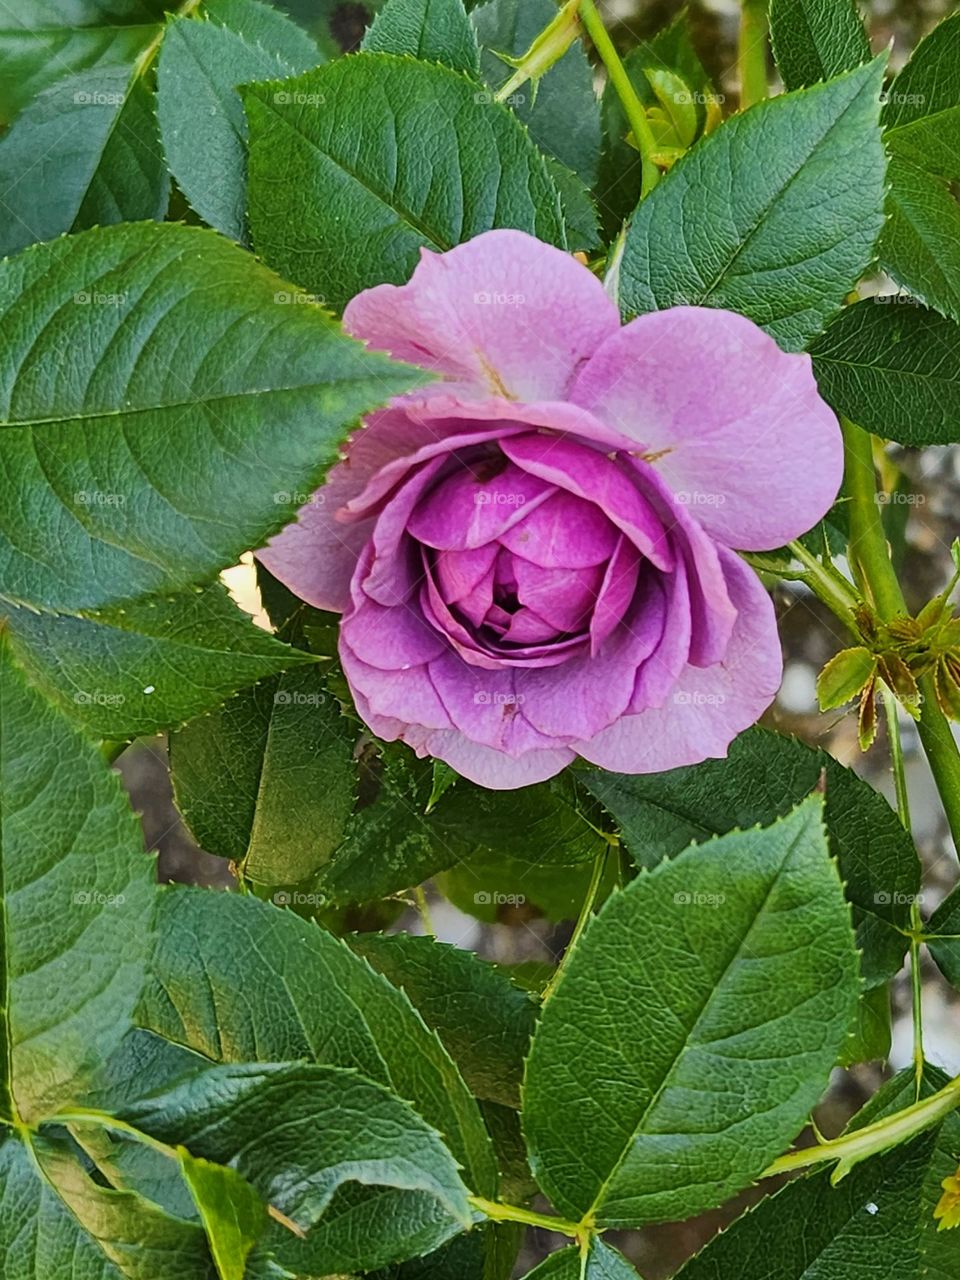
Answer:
top-left (260, 231), bottom-right (842, 789)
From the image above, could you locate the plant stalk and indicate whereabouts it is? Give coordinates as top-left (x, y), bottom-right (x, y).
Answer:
top-left (738, 0), bottom-right (770, 110)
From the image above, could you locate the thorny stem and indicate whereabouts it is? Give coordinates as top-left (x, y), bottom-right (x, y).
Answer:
top-left (494, 0), bottom-right (583, 104)
top-left (541, 843), bottom-right (611, 1001)
top-left (469, 1196), bottom-right (585, 1240)
top-left (579, 0), bottom-right (661, 197)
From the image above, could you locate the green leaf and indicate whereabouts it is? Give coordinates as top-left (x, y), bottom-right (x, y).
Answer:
top-left (0, 15), bottom-right (160, 125)
top-left (928, 883), bottom-right (960, 990)
top-left (619, 58), bottom-right (888, 352)
top-left (369, 1224), bottom-right (521, 1280)
top-left (430, 772), bottom-right (607, 866)
top-left (140, 886), bottom-right (498, 1199)
top-left (580, 725), bottom-right (920, 988)
top-left (809, 297), bottom-right (960, 446)
top-left (362, 0), bottom-right (480, 75)
top-left (0, 221), bottom-right (423, 614)
top-left (0, 583), bottom-right (312, 738)
top-left (0, 634), bottom-right (155, 1126)
top-left (202, 0), bottom-right (323, 63)
top-left (157, 6), bottom-right (318, 243)
top-left (522, 1241), bottom-right (643, 1278)
top-left (879, 155), bottom-right (960, 327)
top-left (178, 1151), bottom-right (268, 1280)
top-left (596, 12), bottom-right (715, 237)
top-left (437, 844), bottom-right (616, 925)
top-left (880, 11), bottom-right (960, 140)
top-left (472, 0), bottom-right (600, 186)
top-left (347, 933), bottom-right (538, 1108)
top-left (120, 1061), bottom-right (472, 1272)
top-left (0, 1129), bottom-right (217, 1280)
top-left (522, 798), bottom-right (860, 1227)
top-left (837, 983), bottom-right (891, 1067)
top-left (0, 66), bottom-right (168, 257)
top-left (677, 1064), bottom-right (959, 1280)
top-left (769, 0), bottom-right (870, 90)
top-left (169, 665), bottom-right (357, 886)
top-left (244, 52), bottom-right (570, 311)
top-left (816, 646), bottom-right (876, 709)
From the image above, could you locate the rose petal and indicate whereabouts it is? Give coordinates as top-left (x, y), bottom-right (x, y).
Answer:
top-left (343, 230), bottom-right (619, 402)
top-left (511, 558), bottom-right (606, 634)
top-left (407, 461), bottom-right (555, 551)
top-left (570, 307), bottom-right (843, 550)
top-left (577, 549), bottom-right (782, 772)
top-left (428, 654), bottom-right (563, 756)
top-left (499, 490), bottom-right (620, 569)
top-left (590, 537), bottom-right (642, 654)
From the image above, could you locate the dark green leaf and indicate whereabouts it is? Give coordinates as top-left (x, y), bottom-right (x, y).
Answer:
top-left (837, 983), bottom-right (891, 1067)
top-left (157, 7), bottom-right (318, 243)
top-left (769, 0), bottom-right (870, 90)
top-left (810, 296), bottom-right (960, 445)
top-left (437, 844), bottom-right (616, 924)
top-left (244, 52), bottom-right (570, 311)
top-left (880, 155), bottom-right (960, 326)
top-left (581, 725), bottom-right (920, 988)
top-left (928, 884), bottom-right (960, 990)
top-left (522, 1241), bottom-right (643, 1278)
top-left (0, 221), bottom-right (423, 614)
top-left (348, 933), bottom-right (538, 1108)
top-left (0, 583), bottom-right (311, 738)
top-left (0, 635), bottom-right (155, 1125)
top-left (203, 0), bottom-right (323, 63)
top-left (140, 887), bottom-right (498, 1198)
top-left (121, 1061), bottom-right (472, 1272)
top-left (619, 58), bottom-right (887, 351)
top-left (522, 798), bottom-right (860, 1226)
top-left (472, 0), bottom-right (600, 186)
top-left (0, 66), bottom-right (168, 257)
top-left (363, 0), bottom-right (480, 75)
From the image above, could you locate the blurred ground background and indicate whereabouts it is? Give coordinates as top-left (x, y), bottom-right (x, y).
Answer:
top-left (118, 1), bottom-right (960, 1275)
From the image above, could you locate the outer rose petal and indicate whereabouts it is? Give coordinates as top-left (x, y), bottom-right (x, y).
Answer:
top-left (343, 230), bottom-right (619, 402)
top-left (569, 307), bottom-right (843, 551)
top-left (577, 549), bottom-right (782, 773)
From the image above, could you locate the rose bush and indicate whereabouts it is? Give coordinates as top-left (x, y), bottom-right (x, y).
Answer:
top-left (260, 230), bottom-right (843, 788)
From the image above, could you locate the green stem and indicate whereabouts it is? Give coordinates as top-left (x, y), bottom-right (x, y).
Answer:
top-left (842, 418), bottom-right (960, 856)
top-left (413, 884), bottom-right (435, 937)
top-left (738, 0), bottom-right (769, 111)
top-left (542, 844), bottom-right (610, 1001)
top-left (469, 1195), bottom-right (585, 1240)
top-left (763, 1069), bottom-right (960, 1180)
top-left (134, 0), bottom-right (203, 75)
top-left (579, 0), bottom-right (660, 197)
top-left (494, 0), bottom-right (583, 104)
top-left (788, 540), bottom-right (862, 621)
top-left (881, 686), bottom-right (924, 1093)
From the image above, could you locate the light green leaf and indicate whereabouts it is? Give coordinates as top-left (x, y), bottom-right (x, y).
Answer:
top-left (157, 7), bottom-right (318, 243)
top-left (769, 0), bottom-right (870, 90)
top-left (0, 221), bottom-right (423, 614)
top-left (0, 65), bottom-right (168, 257)
top-left (522, 1240), bottom-right (643, 1278)
top-left (522, 798), bottom-right (860, 1227)
top-left (816, 646), bottom-right (875, 709)
top-left (178, 1151), bottom-right (267, 1280)
top-left (0, 583), bottom-right (312, 738)
top-left (139, 887), bottom-right (498, 1199)
top-left (580, 725), bottom-right (920, 988)
top-left (244, 52), bottom-right (570, 311)
top-left (120, 1062), bottom-right (472, 1273)
top-left (437, 845), bottom-right (616, 924)
top-left (0, 635), bottom-right (155, 1126)
top-left (348, 933), bottom-right (538, 1108)
top-left (0, 1129), bottom-right (217, 1280)
top-left (202, 0), bottom-right (322, 63)
top-left (619, 58), bottom-right (888, 351)
top-left (363, 0), bottom-right (480, 75)
top-left (809, 297), bottom-right (960, 446)
top-left (472, 0), bottom-right (600, 186)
